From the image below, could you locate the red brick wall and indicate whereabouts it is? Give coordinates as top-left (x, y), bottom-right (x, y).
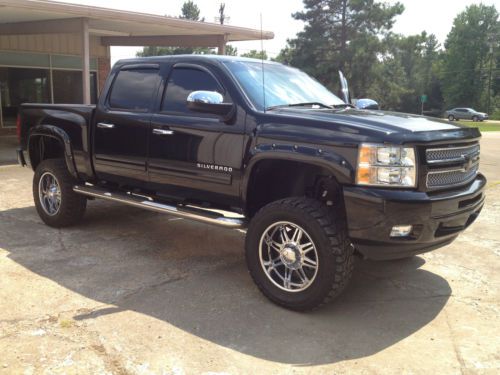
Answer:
top-left (97, 57), bottom-right (111, 94)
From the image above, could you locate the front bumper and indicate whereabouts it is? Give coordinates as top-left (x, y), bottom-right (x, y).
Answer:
top-left (343, 174), bottom-right (486, 260)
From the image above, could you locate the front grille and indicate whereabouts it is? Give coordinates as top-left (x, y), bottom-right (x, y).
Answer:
top-left (426, 144), bottom-right (480, 164)
top-left (424, 142), bottom-right (480, 190)
top-left (427, 163), bottom-right (479, 188)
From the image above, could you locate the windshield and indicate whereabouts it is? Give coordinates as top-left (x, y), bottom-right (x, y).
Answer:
top-left (222, 60), bottom-right (345, 110)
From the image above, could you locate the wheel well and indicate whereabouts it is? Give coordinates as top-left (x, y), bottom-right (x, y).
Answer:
top-left (245, 159), bottom-right (342, 217)
top-left (29, 135), bottom-right (65, 170)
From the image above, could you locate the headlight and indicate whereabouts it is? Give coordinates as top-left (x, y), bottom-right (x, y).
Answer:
top-left (356, 144), bottom-right (416, 187)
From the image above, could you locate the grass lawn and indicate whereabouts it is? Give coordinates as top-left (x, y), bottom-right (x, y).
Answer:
top-left (456, 120), bottom-right (500, 131)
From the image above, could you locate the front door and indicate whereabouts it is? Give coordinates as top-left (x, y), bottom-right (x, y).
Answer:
top-left (93, 65), bottom-right (161, 184)
top-left (149, 64), bottom-right (244, 207)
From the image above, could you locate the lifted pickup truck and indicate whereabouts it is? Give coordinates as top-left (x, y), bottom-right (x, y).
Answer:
top-left (17, 55), bottom-right (485, 310)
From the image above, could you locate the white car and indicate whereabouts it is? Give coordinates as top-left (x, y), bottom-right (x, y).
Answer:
top-left (446, 108), bottom-right (488, 122)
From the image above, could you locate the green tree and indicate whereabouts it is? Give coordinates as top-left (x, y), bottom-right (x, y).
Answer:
top-left (376, 32), bottom-right (443, 113)
top-left (225, 45), bottom-right (238, 56)
top-left (440, 4), bottom-right (499, 111)
top-left (180, 0), bottom-right (203, 21)
top-left (137, 1), bottom-right (213, 57)
top-left (277, 0), bottom-right (404, 97)
top-left (241, 50), bottom-right (268, 60)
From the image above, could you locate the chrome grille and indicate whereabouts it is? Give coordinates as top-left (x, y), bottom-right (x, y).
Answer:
top-left (427, 163), bottom-right (479, 188)
top-left (426, 144), bottom-right (480, 164)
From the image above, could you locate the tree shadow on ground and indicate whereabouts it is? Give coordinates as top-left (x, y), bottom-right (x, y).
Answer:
top-left (0, 202), bottom-right (451, 365)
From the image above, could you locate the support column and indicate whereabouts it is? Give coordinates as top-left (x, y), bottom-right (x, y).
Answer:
top-left (217, 34), bottom-right (229, 55)
top-left (81, 18), bottom-right (91, 104)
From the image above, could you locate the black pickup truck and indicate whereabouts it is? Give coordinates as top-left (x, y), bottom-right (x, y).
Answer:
top-left (17, 55), bottom-right (485, 310)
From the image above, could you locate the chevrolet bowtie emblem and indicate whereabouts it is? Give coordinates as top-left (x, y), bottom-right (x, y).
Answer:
top-left (462, 154), bottom-right (473, 171)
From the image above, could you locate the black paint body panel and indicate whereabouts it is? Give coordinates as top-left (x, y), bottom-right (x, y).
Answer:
top-left (18, 55), bottom-right (485, 260)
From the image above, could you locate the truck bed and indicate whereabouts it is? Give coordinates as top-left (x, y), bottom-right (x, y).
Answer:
top-left (19, 103), bottom-right (96, 179)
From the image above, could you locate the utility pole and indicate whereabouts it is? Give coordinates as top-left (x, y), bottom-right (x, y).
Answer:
top-left (486, 33), bottom-right (497, 115)
top-left (216, 3), bottom-right (230, 25)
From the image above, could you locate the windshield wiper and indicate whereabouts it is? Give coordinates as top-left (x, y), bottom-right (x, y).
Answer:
top-left (332, 103), bottom-right (355, 108)
top-left (266, 102), bottom-right (334, 111)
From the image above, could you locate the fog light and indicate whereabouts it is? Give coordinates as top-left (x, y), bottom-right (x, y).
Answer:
top-left (390, 225), bottom-right (413, 238)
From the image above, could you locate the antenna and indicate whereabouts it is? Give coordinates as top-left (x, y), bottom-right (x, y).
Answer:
top-left (260, 13), bottom-right (266, 113)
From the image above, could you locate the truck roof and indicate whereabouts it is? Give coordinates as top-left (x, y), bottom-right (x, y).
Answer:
top-left (114, 54), bottom-right (280, 66)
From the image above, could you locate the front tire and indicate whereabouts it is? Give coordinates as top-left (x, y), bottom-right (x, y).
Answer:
top-left (472, 115), bottom-right (479, 122)
top-left (448, 115), bottom-right (455, 121)
top-left (245, 197), bottom-right (354, 311)
top-left (33, 159), bottom-right (86, 228)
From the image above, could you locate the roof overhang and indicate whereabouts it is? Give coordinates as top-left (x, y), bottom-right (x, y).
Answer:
top-left (0, 0), bottom-right (274, 44)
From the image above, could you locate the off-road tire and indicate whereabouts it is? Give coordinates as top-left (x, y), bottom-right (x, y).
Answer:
top-left (245, 197), bottom-right (354, 311)
top-left (33, 159), bottom-right (86, 227)
top-left (448, 115), bottom-right (455, 121)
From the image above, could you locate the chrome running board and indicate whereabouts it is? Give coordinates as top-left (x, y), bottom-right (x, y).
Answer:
top-left (73, 185), bottom-right (246, 229)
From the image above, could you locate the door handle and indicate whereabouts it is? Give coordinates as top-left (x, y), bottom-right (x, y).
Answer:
top-left (97, 122), bottom-right (115, 129)
top-left (153, 128), bottom-right (175, 136)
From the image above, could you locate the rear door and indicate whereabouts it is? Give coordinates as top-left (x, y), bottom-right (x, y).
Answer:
top-left (148, 63), bottom-right (244, 207)
top-left (93, 64), bottom-right (161, 184)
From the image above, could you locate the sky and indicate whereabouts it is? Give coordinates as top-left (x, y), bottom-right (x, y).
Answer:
top-left (59, 0), bottom-right (499, 63)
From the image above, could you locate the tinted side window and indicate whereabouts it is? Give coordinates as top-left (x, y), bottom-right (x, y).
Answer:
top-left (109, 68), bottom-right (160, 111)
top-left (162, 67), bottom-right (225, 114)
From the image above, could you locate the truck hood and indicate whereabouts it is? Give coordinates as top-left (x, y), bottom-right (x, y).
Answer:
top-left (263, 107), bottom-right (481, 144)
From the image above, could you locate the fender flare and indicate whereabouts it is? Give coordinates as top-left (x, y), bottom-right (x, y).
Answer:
top-left (28, 125), bottom-right (78, 178)
top-left (241, 145), bottom-right (354, 204)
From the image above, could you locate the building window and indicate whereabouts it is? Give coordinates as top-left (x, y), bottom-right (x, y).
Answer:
top-left (52, 70), bottom-right (97, 104)
top-left (0, 67), bottom-right (50, 127)
top-left (0, 67), bottom-right (97, 128)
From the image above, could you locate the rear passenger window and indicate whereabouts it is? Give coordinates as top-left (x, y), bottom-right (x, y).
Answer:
top-left (108, 68), bottom-right (160, 111)
top-left (161, 67), bottom-right (225, 115)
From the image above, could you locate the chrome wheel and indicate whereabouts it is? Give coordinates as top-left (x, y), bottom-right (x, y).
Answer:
top-left (38, 172), bottom-right (61, 216)
top-left (259, 221), bottom-right (319, 292)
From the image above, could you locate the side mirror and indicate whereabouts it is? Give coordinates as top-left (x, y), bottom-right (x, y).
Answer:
top-left (186, 91), bottom-right (233, 118)
top-left (355, 98), bottom-right (379, 110)
top-left (338, 71), bottom-right (350, 104)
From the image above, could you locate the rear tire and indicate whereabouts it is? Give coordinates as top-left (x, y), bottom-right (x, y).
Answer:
top-left (33, 159), bottom-right (86, 228)
top-left (448, 115), bottom-right (455, 121)
top-left (245, 197), bottom-right (354, 311)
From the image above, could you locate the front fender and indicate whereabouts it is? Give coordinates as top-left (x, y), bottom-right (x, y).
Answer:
top-left (28, 125), bottom-right (78, 178)
top-left (241, 143), bottom-right (355, 203)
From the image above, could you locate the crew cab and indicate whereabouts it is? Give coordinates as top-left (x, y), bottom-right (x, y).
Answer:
top-left (17, 55), bottom-right (485, 310)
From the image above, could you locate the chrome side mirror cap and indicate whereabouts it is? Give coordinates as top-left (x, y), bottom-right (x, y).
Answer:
top-left (355, 98), bottom-right (379, 110)
top-left (187, 90), bottom-right (224, 105)
top-left (186, 91), bottom-right (234, 119)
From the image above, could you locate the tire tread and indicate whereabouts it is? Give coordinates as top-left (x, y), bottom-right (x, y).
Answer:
top-left (245, 197), bottom-right (354, 310)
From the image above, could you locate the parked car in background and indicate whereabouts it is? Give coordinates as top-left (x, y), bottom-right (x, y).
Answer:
top-left (446, 108), bottom-right (488, 122)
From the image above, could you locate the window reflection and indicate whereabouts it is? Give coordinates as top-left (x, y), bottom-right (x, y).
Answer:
top-left (162, 68), bottom-right (224, 115)
top-left (53, 70), bottom-right (97, 104)
top-left (0, 67), bottom-right (50, 126)
top-left (223, 61), bottom-right (344, 110)
top-left (0, 67), bottom-right (97, 128)
top-left (108, 69), bottom-right (160, 111)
